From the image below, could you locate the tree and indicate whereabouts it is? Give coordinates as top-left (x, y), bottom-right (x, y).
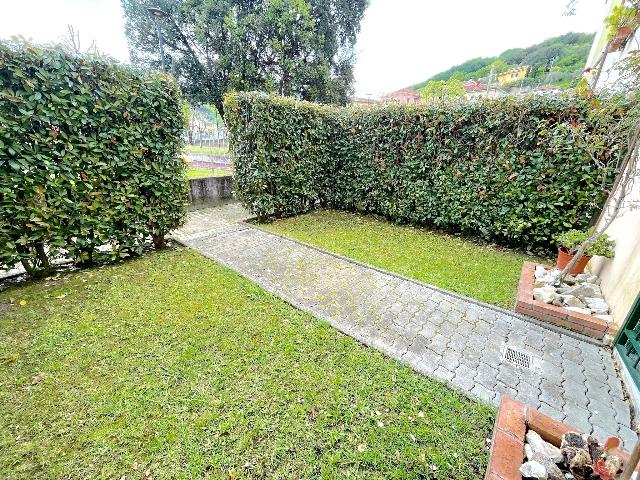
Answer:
top-left (121, 0), bottom-right (368, 117)
top-left (420, 78), bottom-right (465, 101)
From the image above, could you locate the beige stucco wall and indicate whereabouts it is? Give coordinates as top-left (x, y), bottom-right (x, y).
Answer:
top-left (589, 163), bottom-right (640, 328)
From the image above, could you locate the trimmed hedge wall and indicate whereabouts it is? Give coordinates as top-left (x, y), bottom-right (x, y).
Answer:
top-left (0, 41), bottom-right (187, 276)
top-left (226, 92), bottom-right (623, 252)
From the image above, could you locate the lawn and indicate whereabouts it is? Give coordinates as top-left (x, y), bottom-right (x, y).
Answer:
top-left (186, 167), bottom-right (231, 179)
top-left (185, 144), bottom-right (229, 156)
top-left (0, 249), bottom-right (494, 479)
top-left (262, 210), bottom-right (543, 308)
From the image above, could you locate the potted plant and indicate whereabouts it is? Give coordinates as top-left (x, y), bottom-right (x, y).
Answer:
top-left (605, 4), bottom-right (638, 51)
top-left (555, 229), bottom-right (616, 275)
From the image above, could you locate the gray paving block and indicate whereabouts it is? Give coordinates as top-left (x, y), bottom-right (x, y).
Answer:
top-left (471, 383), bottom-right (496, 405)
top-left (434, 366), bottom-right (455, 383)
top-left (564, 406), bottom-right (593, 434)
top-left (538, 402), bottom-right (566, 422)
top-left (618, 425), bottom-right (638, 449)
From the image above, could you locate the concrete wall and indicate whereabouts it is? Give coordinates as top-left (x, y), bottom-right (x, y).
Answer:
top-left (589, 161), bottom-right (640, 329)
top-left (188, 175), bottom-right (234, 206)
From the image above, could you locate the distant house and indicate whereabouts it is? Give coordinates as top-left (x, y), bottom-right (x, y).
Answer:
top-left (381, 88), bottom-right (422, 104)
top-left (351, 96), bottom-right (379, 105)
top-left (463, 80), bottom-right (503, 99)
top-left (496, 66), bottom-right (529, 86)
top-left (534, 85), bottom-right (562, 95)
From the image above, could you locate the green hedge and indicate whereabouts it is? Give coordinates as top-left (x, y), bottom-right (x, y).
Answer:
top-left (1, 41), bottom-right (188, 277)
top-left (225, 92), bottom-right (623, 252)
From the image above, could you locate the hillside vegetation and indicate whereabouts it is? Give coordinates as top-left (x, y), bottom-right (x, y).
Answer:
top-left (412, 32), bottom-right (594, 90)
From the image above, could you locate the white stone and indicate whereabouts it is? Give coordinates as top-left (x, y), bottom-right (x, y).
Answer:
top-left (525, 443), bottom-right (534, 460)
top-left (533, 286), bottom-right (557, 304)
top-left (566, 306), bottom-right (593, 316)
top-left (584, 297), bottom-right (609, 314)
top-left (535, 265), bottom-right (548, 280)
top-left (560, 295), bottom-right (585, 308)
top-left (559, 283), bottom-right (602, 301)
top-left (526, 430), bottom-right (563, 463)
top-left (575, 273), bottom-right (600, 285)
top-left (594, 314), bottom-right (614, 323)
top-left (519, 460), bottom-right (547, 480)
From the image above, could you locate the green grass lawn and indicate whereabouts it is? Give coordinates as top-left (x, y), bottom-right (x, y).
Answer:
top-left (184, 144), bottom-right (229, 156)
top-left (0, 249), bottom-right (494, 479)
top-left (186, 167), bottom-right (231, 179)
top-left (262, 210), bottom-right (544, 308)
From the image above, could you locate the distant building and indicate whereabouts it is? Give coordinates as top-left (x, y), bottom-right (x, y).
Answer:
top-left (534, 85), bottom-right (562, 95)
top-left (496, 66), bottom-right (529, 86)
top-left (463, 80), bottom-right (504, 99)
top-left (380, 88), bottom-right (422, 104)
top-left (351, 96), bottom-right (379, 105)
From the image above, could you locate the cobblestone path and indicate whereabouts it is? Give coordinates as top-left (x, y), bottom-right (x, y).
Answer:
top-left (174, 204), bottom-right (637, 447)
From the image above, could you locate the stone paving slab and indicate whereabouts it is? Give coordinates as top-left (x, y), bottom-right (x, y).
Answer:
top-left (173, 204), bottom-right (637, 448)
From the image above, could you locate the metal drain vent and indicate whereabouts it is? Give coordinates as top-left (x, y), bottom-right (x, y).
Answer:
top-left (503, 346), bottom-right (532, 369)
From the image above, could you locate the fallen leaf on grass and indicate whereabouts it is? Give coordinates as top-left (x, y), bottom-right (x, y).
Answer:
top-left (308, 405), bottom-right (319, 419)
top-left (19, 299), bottom-right (27, 306)
top-left (55, 294), bottom-right (67, 299)
top-left (357, 443), bottom-right (367, 452)
top-left (31, 373), bottom-right (45, 384)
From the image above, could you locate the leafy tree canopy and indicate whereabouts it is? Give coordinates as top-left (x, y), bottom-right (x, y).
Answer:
top-left (122, 0), bottom-right (368, 116)
top-left (419, 78), bottom-right (465, 100)
top-left (412, 32), bottom-right (595, 90)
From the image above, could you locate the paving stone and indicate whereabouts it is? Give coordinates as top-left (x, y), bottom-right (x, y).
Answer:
top-left (538, 402), bottom-right (566, 422)
top-left (175, 204), bottom-right (633, 442)
top-left (618, 425), bottom-right (638, 449)
top-left (475, 363), bottom-right (499, 390)
top-left (471, 383), bottom-right (496, 405)
top-left (564, 407), bottom-right (593, 434)
top-left (539, 379), bottom-right (565, 410)
top-left (434, 366), bottom-right (455, 383)
top-left (451, 364), bottom-right (477, 392)
top-left (590, 407), bottom-right (620, 436)
top-left (612, 396), bottom-right (631, 427)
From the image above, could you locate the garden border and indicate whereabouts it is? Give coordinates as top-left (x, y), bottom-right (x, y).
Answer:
top-left (515, 262), bottom-right (616, 341)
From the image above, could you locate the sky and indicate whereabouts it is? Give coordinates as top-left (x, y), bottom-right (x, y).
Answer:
top-left (0, 0), bottom-right (607, 98)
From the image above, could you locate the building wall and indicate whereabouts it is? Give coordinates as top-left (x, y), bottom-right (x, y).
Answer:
top-left (589, 160), bottom-right (640, 328)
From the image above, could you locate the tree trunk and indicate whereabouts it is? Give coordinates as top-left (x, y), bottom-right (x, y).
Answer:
top-left (152, 234), bottom-right (166, 249)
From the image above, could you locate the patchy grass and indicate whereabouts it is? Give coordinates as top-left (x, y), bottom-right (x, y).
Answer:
top-left (186, 167), bottom-right (231, 179)
top-left (0, 249), bottom-right (494, 479)
top-left (262, 210), bottom-right (545, 308)
top-left (184, 144), bottom-right (229, 156)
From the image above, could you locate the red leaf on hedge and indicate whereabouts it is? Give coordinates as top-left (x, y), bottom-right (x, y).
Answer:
top-left (537, 184), bottom-right (545, 191)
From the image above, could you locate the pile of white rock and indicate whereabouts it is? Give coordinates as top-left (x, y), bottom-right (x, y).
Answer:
top-left (520, 430), bottom-right (623, 480)
top-left (532, 266), bottom-right (612, 322)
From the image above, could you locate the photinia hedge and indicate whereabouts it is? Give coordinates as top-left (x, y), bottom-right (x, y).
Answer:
top-left (225, 92), bottom-right (624, 253)
top-left (0, 41), bottom-right (188, 277)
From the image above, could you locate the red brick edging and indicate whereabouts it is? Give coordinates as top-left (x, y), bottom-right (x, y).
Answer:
top-left (515, 262), bottom-right (616, 340)
top-left (485, 397), bottom-right (631, 479)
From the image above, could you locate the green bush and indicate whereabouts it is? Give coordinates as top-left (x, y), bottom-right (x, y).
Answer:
top-left (1, 40), bottom-right (188, 277)
top-left (225, 92), bottom-right (624, 253)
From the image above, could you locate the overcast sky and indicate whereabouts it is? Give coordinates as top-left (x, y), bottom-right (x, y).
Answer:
top-left (1, 0), bottom-right (607, 98)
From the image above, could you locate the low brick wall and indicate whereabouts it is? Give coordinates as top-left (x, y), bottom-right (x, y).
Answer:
top-left (515, 262), bottom-right (615, 341)
top-left (188, 175), bottom-right (233, 205)
top-left (485, 396), bottom-right (632, 479)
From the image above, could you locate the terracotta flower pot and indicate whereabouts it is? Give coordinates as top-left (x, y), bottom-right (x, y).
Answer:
top-left (556, 247), bottom-right (592, 275)
top-left (609, 25), bottom-right (634, 51)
